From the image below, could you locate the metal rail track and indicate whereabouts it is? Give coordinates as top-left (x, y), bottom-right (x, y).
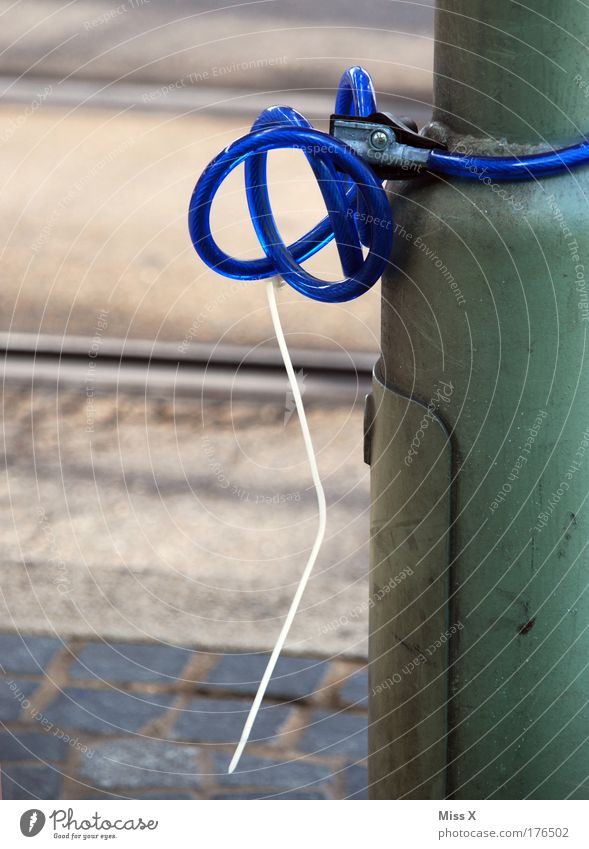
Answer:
top-left (0, 333), bottom-right (375, 403)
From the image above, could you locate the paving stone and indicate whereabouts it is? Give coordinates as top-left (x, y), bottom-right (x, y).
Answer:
top-left (43, 688), bottom-right (174, 735)
top-left (77, 790), bottom-right (198, 800)
top-left (132, 790), bottom-right (197, 799)
top-left (340, 668), bottom-right (368, 707)
top-left (70, 641), bottom-right (194, 684)
top-left (215, 752), bottom-right (334, 790)
top-left (0, 633), bottom-right (62, 675)
top-left (299, 710), bottom-right (368, 760)
top-left (212, 789), bottom-right (329, 800)
top-left (262, 789), bottom-right (329, 799)
top-left (205, 654), bottom-right (329, 700)
top-left (0, 679), bottom-right (37, 721)
top-left (169, 698), bottom-right (291, 744)
top-left (0, 731), bottom-right (69, 762)
top-left (79, 739), bottom-right (201, 791)
top-left (345, 764), bottom-right (369, 799)
top-left (1, 763), bottom-right (62, 799)
top-left (74, 792), bottom-right (132, 800)
top-left (0, 632), bottom-right (367, 802)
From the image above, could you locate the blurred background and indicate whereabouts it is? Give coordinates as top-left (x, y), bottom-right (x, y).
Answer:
top-left (0, 0), bottom-right (434, 800)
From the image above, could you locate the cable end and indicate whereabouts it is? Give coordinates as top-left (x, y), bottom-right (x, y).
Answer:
top-left (228, 746), bottom-right (242, 774)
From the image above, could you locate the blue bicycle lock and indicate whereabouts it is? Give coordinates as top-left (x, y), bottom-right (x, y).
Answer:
top-left (189, 65), bottom-right (589, 304)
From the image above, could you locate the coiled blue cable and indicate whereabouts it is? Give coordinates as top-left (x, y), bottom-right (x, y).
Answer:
top-left (189, 66), bottom-right (589, 302)
top-left (189, 67), bottom-right (392, 303)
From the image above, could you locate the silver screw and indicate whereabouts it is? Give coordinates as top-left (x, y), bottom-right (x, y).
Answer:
top-left (370, 129), bottom-right (389, 150)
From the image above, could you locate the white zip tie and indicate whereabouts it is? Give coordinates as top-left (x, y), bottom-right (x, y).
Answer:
top-left (228, 277), bottom-right (327, 774)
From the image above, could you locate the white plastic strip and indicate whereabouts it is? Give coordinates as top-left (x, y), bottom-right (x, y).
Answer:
top-left (228, 277), bottom-right (328, 774)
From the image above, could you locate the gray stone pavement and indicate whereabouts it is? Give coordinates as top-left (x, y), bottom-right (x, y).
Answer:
top-left (0, 633), bottom-right (368, 800)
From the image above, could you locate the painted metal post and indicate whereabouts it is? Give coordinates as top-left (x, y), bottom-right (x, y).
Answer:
top-left (367, 0), bottom-right (589, 799)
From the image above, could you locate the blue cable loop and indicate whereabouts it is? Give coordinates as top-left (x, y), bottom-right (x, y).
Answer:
top-left (189, 65), bottom-right (589, 302)
top-left (188, 67), bottom-right (392, 303)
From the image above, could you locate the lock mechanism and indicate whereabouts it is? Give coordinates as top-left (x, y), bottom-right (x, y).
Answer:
top-left (329, 111), bottom-right (446, 180)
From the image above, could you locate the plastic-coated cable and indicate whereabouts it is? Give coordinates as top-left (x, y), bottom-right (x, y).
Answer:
top-left (429, 141), bottom-right (589, 181)
top-left (188, 67), bottom-right (392, 303)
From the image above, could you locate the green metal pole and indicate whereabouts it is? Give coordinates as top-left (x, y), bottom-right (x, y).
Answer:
top-left (368, 0), bottom-right (589, 799)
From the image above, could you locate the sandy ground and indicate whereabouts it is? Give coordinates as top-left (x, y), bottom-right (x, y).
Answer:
top-left (0, 0), bottom-right (434, 97)
top-left (0, 0), bottom-right (435, 656)
top-left (0, 383), bottom-right (371, 658)
top-left (0, 98), bottom-right (383, 657)
top-left (0, 103), bottom-right (385, 352)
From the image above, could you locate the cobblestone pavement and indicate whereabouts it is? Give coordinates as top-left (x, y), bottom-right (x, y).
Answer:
top-left (0, 634), bottom-right (368, 800)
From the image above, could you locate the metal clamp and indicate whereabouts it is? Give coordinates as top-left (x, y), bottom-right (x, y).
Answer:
top-left (329, 111), bottom-right (445, 180)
